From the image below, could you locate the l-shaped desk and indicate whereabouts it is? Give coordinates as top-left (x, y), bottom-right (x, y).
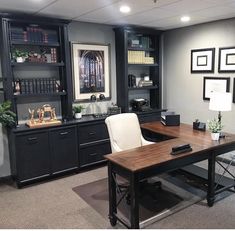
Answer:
top-left (105, 122), bottom-right (235, 229)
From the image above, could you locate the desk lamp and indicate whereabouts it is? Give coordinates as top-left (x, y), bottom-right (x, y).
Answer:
top-left (209, 92), bottom-right (232, 136)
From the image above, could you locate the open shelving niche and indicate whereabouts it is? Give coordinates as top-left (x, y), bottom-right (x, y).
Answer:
top-left (0, 16), bottom-right (72, 124)
top-left (114, 26), bottom-right (163, 122)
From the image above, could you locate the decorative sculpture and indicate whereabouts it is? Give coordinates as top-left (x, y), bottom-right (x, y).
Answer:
top-left (27, 104), bottom-right (61, 128)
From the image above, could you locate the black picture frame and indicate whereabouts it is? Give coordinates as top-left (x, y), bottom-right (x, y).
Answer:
top-left (218, 47), bottom-right (235, 72)
top-left (203, 77), bottom-right (230, 100)
top-left (191, 48), bottom-right (215, 73)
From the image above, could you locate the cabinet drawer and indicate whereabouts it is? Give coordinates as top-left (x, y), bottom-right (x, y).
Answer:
top-left (138, 113), bottom-right (161, 124)
top-left (79, 123), bottom-right (109, 144)
top-left (80, 142), bottom-right (111, 166)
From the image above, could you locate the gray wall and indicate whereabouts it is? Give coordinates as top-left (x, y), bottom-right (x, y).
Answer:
top-left (163, 18), bottom-right (235, 133)
top-left (68, 21), bottom-right (117, 114)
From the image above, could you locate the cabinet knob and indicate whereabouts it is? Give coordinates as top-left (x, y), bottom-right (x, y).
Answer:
top-left (88, 131), bottom-right (96, 136)
top-left (89, 153), bottom-right (98, 156)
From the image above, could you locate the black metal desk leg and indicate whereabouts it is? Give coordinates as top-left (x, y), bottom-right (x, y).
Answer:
top-left (130, 172), bottom-right (139, 229)
top-left (207, 153), bottom-right (216, 207)
top-left (108, 162), bottom-right (117, 226)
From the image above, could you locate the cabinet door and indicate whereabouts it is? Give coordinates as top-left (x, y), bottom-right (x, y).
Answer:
top-left (15, 131), bottom-right (50, 181)
top-left (50, 126), bottom-right (78, 173)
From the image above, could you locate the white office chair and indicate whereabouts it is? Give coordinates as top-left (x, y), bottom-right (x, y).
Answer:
top-left (105, 113), bottom-right (153, 153)
top-left (105, 113), bottom-right (161, 203)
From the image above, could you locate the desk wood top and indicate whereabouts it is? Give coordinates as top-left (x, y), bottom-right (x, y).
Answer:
top-left (105, 122), bottom-right (235, 172)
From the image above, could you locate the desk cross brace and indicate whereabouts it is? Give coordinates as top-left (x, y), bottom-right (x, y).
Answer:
top-left (214, 158), bottom-right (235, 195)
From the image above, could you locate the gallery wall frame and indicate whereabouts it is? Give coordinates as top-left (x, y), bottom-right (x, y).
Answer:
top-left (71, 42), bottom-right (111, 102)
top-left (203, 76), bottom-right (230, 100)
top-left (218, 47), bottom-right (235, 72)
top-left (233, 78), bottom-right (235, 103)
top-left (191, 48), bottom-right (215, 73)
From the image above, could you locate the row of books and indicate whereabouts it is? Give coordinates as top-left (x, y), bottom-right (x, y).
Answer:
top-left (11, 26), bottom-right (58, 43)
top-left (14, 78), bottom-right (61, 95)
top-left (128, 50), bottom-right (155, 64)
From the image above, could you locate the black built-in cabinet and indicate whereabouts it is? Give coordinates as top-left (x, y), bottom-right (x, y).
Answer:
top-left (114, 26), bottom-right (163, 122)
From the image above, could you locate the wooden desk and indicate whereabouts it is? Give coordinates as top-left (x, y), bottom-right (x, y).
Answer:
top-left (105, 122), bottom-right (235, 229)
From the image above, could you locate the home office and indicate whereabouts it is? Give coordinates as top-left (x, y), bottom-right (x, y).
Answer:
top-left (0, 0), bottom-right (235, 229)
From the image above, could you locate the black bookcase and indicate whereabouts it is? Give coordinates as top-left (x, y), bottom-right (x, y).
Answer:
top-left (0, 14), bottom-right (73, 123)
top-left (114, 26), bottom-right (163, 122)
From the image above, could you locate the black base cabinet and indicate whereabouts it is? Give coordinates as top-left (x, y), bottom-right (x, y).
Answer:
top-left (10, 124), bottom-right (79, 187)
top-left (9, 117), bottom-right (111, 187)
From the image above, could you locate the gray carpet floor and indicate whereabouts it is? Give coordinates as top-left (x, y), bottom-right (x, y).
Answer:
top-left (0, 165), bottom-right (235, 229)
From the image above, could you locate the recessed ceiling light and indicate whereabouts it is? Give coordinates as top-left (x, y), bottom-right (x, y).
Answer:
top-left (181, 16), bottom-right (190, 22)
top-left (120, 5), bottom-right (131, 13)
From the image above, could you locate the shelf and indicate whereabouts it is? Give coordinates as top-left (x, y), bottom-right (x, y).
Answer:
top-left (128, 63), bottom-right (158, 67)
top-left (11, 62), bottom-right (64, 67)
top-left (14, 92), bottom-right (66, 98)
top-left (128, 47), bottom-right (155, 51)
top-left (128, 86), bottom-right (158, 90)
top-left (11, 41), bottom-right (60, 46)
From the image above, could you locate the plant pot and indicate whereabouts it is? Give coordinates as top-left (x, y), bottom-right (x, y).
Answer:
top-left (16, 57), bottom-right (24, 63)
top-left (211, 132), bottom-right (220, 141)
top-left (74, 112), bottom-right (82, 119)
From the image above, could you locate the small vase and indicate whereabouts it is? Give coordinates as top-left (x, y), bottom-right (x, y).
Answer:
top-left (74, 113), bottom-right (82, 119)
top-left (211, 132), bottom-right (220, 141)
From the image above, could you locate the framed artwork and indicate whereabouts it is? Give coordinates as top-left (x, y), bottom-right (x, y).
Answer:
top-left (71, 43), bottom-right (111, 101)
top-left (191, 48), bottom-right (215, 73)
top-left (203, 77), bottom-right (230, 100)
top-left (218, 47), bottom-right (235, 72)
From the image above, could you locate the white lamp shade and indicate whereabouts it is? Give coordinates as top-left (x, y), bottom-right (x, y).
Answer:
top-left (209, 92), bottom-right (232, 112)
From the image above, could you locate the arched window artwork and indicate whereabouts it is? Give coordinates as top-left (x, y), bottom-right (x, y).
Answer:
top-left (79, 50), bottom-right (105, 93)
top-left (72, 43), bottom-right (110, 101)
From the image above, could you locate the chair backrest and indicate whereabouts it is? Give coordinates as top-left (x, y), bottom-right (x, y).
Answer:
top-left (105, 113), bottom-right (143, 153)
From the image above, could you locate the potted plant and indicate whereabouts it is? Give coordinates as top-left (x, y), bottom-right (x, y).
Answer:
top-left (208, 118), bottom-right (223, 141)
top-left (0, 101), bottom-right (16, 128)
top-left (12, 49), bottom-right (28, 63)
top-left (73, 105), bottom-right (84, 119)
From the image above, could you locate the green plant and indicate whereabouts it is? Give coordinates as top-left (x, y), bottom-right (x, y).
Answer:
top-left (12, 49), bottom-right (28, 58)
top-left (73, 105), bottom-right (84, 113)
top-left (208, 118), bottom-right (223, 133)
top-left (0, 101), bottom-right (16, 127)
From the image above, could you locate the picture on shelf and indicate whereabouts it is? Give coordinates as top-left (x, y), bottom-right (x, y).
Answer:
top-left (71, 43), bottom-right (110, 101)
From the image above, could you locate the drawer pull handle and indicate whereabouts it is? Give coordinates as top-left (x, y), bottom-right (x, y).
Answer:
top-left (89, 132), bottom-right (96, 136)
top-left (27, 137), bottom-right (37, 141)
top-left (60, 132), bottom-right (68, 136)
top-left (90, 153), bottom-right (98, 156)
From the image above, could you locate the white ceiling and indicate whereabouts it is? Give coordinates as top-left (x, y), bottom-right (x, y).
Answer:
top-left (0, 0), bottom-right (235, 30)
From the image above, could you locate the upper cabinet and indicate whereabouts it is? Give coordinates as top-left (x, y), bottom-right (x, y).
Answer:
top-left (0, 15), bottom-right (73, 124)
top-left (114, 26), bottom-right (163, 122)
